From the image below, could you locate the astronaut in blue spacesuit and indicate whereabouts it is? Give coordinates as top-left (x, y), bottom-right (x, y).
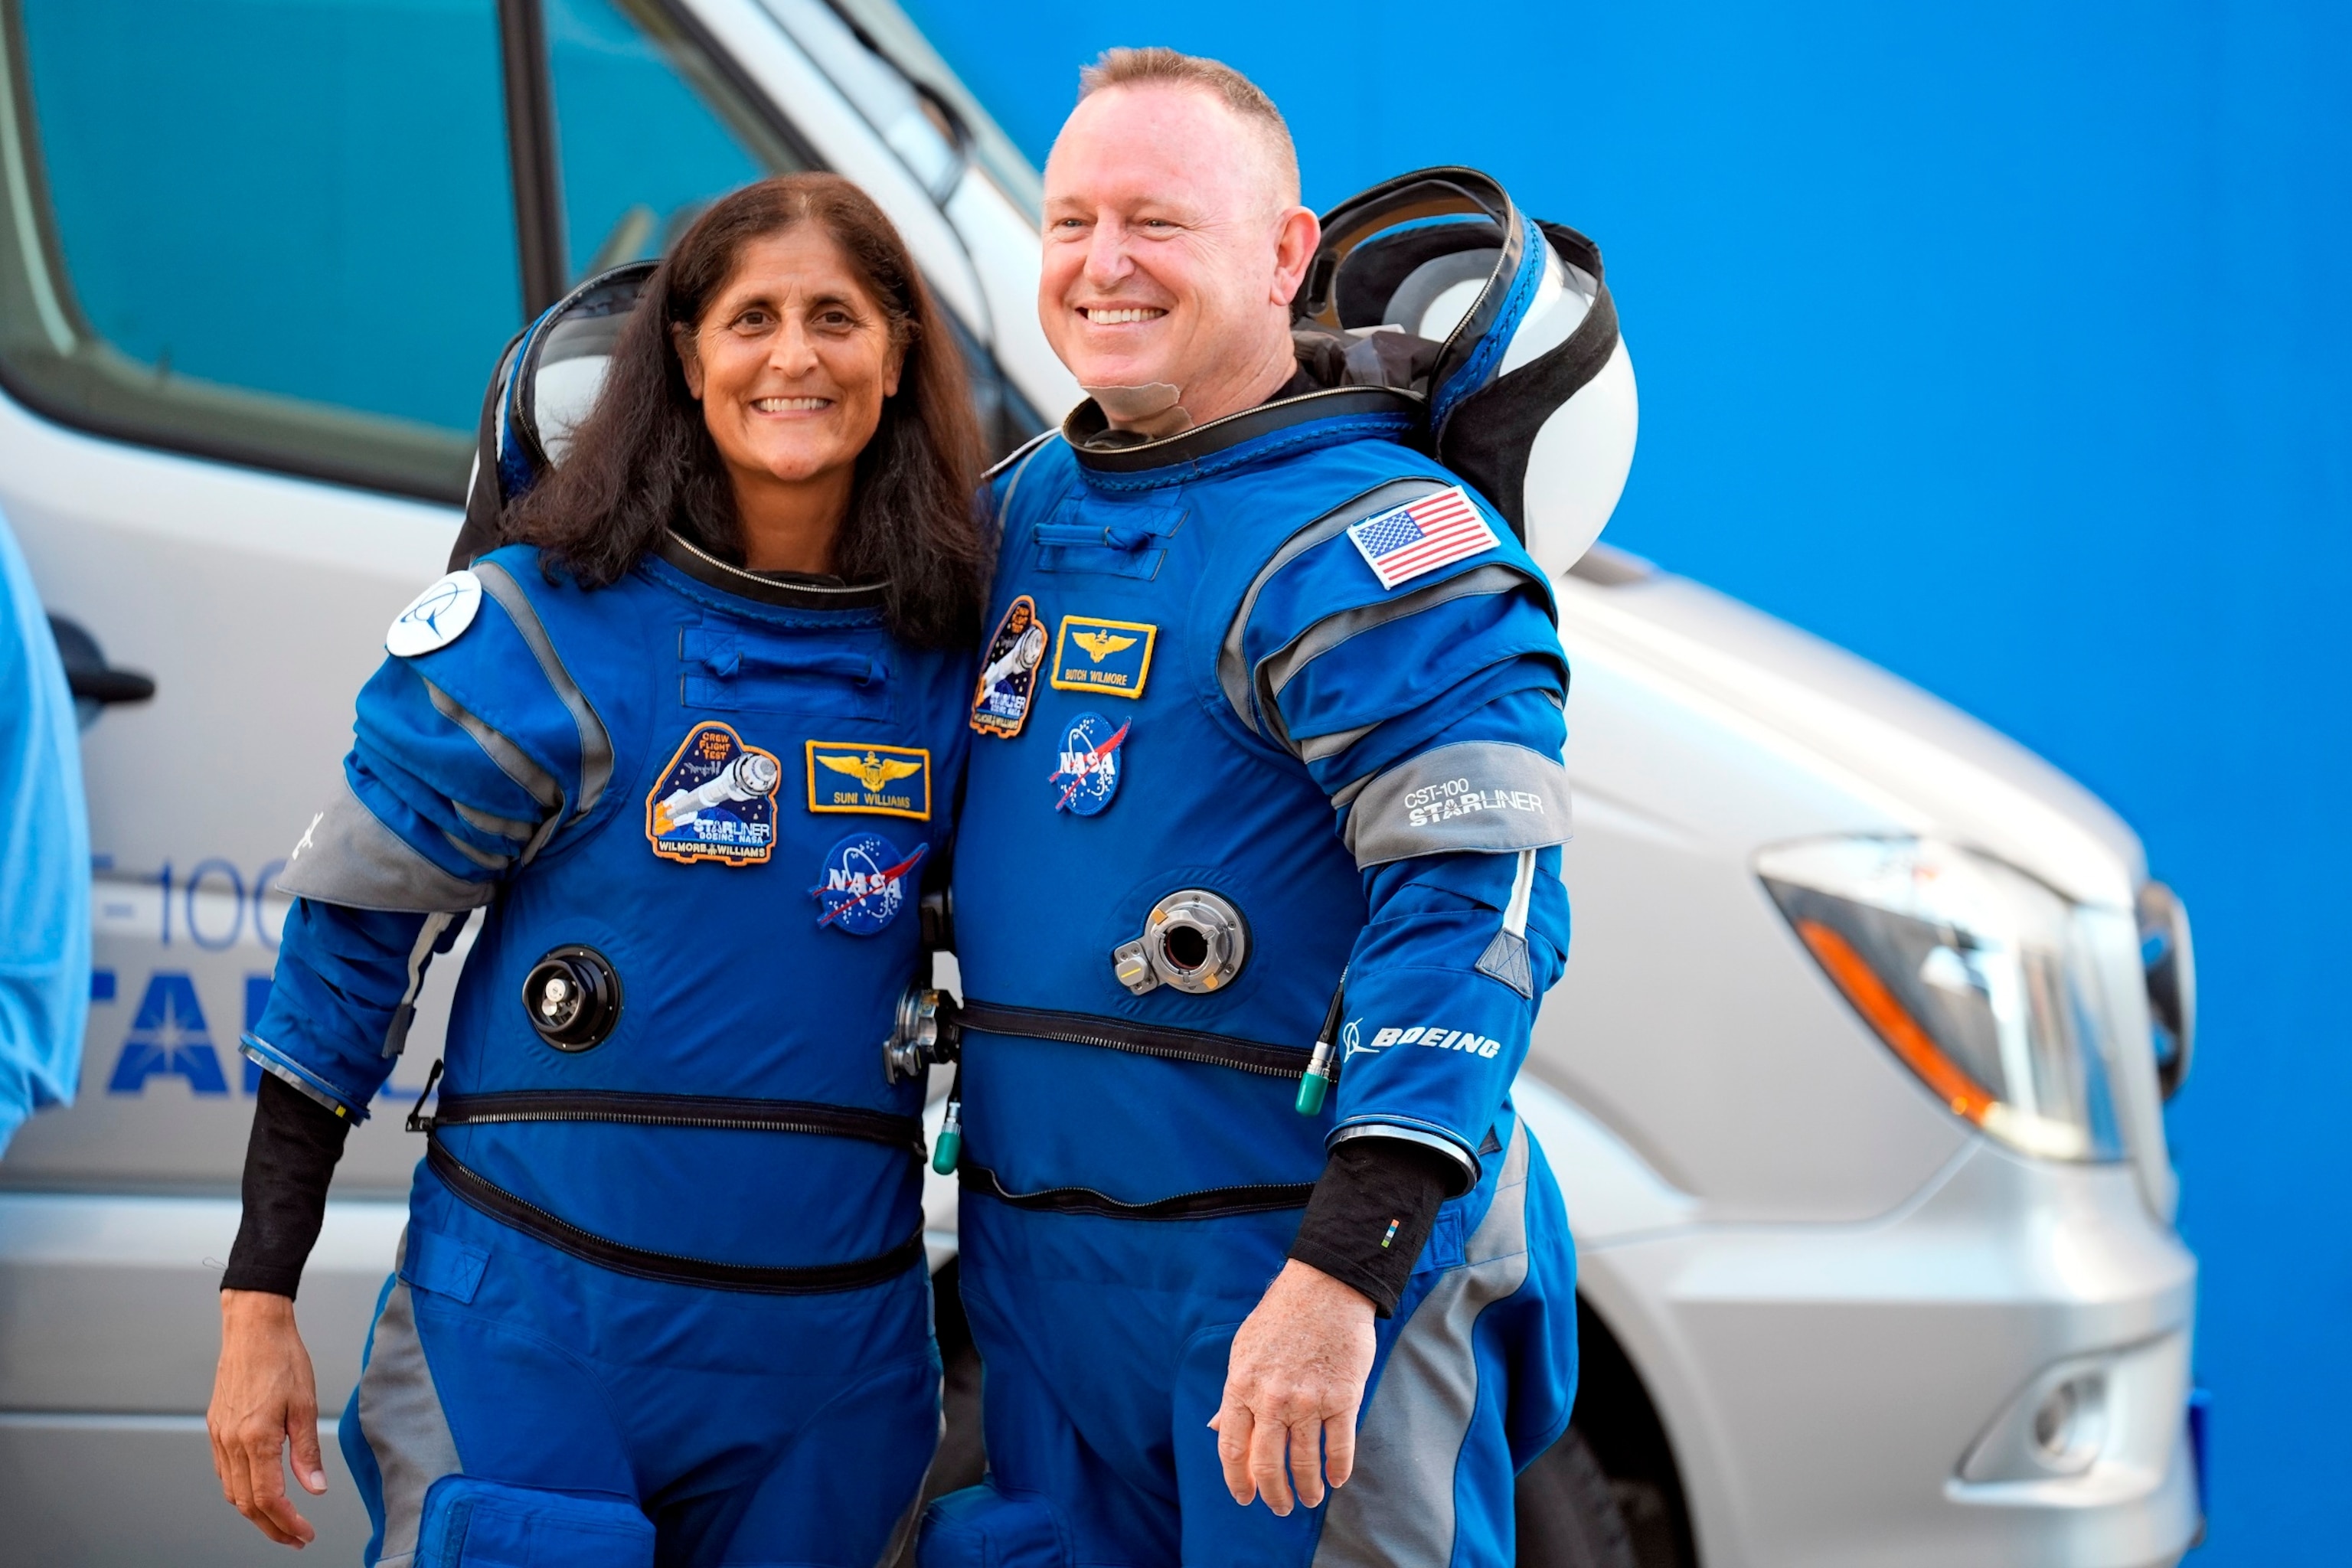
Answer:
top-left (921, 48), bottom-right (1618, 1568)
top-left (205, 175), bottom-right (990, 1565)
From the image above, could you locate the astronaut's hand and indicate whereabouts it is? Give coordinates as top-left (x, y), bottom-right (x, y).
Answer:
top-left (1210, 1259), bottom-right (1377, 1514)
top-left (209, 1289), bottom-right (328, 1547)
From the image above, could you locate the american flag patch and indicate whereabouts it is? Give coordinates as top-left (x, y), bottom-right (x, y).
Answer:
top-left (1344, 486), bottom-right (1499, 589)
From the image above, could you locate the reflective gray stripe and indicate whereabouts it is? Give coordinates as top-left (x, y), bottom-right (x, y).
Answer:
top-left (1302, 721), bottom-right (1379, 768)
top-left (472, 558), bottom-right (612, 820)
top-left (1315, 1119), bottom-right (1532, 1567)
top-left (1216, 477), bottom-right (1451, 737)
top-left (1258, 564), bottom-right (1536, 756)
top-left (1475, 850), bottom-right (1540, 998)
top-left (1330, 1121), bottom-right (1478, 1193)
top-left (1341, 740), bottom-right (1573, 869)
top-left (384, 911), bottom-right (462, 1057)
top-left (452, 799), bottom-right (537, 842)
top-left (421, 678), bottom-right (561, 812)
top-left (994, 433), bottom-right (1057, 534)
top-left (1327, 753), bottom-right (1388, 808)
top-left (420, 678), bottom-right (569, 871)
top-left (274, 783), bottom-right (495, 913)
top-left (355, 1260), bottom-right (462, 1568)
top-left (438, 828), bottom-right (511, 872)
top-left (238, 1038), bottom-right (348, 1117)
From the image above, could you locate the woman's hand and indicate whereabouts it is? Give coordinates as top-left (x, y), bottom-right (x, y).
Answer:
top-left (208, 1289), bottom-right (329, 1547)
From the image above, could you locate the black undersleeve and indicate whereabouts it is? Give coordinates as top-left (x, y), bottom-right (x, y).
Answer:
top-left (1288, 1138), bottom-right (1457, 1318)
top-left (220, 1074), bottom-right (354, 1299)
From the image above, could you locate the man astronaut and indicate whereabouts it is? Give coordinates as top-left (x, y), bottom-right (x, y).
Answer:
top-left (922, 47), bottom-right (1581, 1567)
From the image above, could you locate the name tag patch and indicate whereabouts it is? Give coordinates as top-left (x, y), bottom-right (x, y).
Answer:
top-left (805, 741), bottom-right (932, 820)
top-left (810, 832), bottom-right (926, 936)
top-left (1050, 615), bottom-right (1156, 700)
top-left (1048, 711), bottom-right (1127, 816)
top-left (972, 595), bottom-right (1047, 738)
top-left (647, 722), bottom-right (781, 866)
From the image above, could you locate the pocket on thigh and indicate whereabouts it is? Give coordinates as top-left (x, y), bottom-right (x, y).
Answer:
top-left (415, 1476), bottom-right (654, 1567)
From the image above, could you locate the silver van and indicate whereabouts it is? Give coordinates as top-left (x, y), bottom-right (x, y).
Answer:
top-left (0, 2), bottom-right (2200, 1564)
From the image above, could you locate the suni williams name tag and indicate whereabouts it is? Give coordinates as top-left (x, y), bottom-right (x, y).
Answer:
top-left (805, 741), bottom-right (932, 820)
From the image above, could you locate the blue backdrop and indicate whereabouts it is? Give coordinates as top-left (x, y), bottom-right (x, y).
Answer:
top-left (902, 1), bottom-right (2349, 1557)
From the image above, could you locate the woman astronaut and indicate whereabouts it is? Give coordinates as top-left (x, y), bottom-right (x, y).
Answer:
top-left (205, 175), bottom-right (987, 1566)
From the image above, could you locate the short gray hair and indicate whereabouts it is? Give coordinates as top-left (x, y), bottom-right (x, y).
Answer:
top-left (1077, 47), bottom-right (1300, 204)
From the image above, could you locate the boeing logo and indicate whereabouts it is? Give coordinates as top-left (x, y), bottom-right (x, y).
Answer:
top-left (385, 569), bottom-right (483, 657)
top-left (1360, 1024), bottom-right (1504, 1060)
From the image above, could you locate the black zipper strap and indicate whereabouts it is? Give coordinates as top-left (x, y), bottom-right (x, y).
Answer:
top-left (960, 1160), bottom-right (1315, 1222)
top-left (424, 1089), bottom-right (923, 1152)
top-left (424, 1138), bottom-right (924, 1295)
top-left (958, 999), bottom-right (1312, 1080)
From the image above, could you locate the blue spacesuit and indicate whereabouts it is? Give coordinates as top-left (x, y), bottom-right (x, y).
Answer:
top-left (919, 167), bottom-right (1623, 1568)
top-left (251, 534), bottom-right (970, 1566)
top-left (926, 402), bottom-right (1579, 1568)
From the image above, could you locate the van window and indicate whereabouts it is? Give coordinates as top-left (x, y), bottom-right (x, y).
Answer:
top-left (539, 0), bottom-right (1041, 460)
top-left (0, 0), bottom-right (522, 499)
top-left (546, 0), bottom-right (808, 284)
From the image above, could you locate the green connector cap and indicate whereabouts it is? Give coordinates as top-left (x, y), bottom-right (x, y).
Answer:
top-left (932, 1122), bottom-right (962, 1175)
top-left (1294, 1069), bottom-right (1329, 1117)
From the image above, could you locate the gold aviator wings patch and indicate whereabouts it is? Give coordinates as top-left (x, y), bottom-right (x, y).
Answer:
top-left (1070, 629), bottom-right (1138, 662)
top-left (818, 750), bottom-right (925, 792)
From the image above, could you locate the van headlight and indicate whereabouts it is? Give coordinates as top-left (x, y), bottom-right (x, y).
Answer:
top-left (1759, 837), bottom-right (2129, 1162)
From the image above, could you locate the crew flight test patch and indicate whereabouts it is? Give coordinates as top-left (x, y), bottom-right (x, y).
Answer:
top-left (1050, 615), bottom-right (1155, 699)
top-left (646, 721), bottom-right (782, 865)
top-left (805, 741), bottom-right (931, 820)
top-left (972, 595), bottom-right (1047, 737)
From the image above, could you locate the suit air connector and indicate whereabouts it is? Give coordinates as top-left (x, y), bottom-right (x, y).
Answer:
top-left (884, 983), bottom-right (962, 1085)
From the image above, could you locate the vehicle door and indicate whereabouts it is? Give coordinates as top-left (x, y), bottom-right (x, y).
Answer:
top-left (0, 1), bottom-right (1021, 1560)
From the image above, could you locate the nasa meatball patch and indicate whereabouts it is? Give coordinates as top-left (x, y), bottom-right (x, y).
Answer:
top-left (384, 570), bottom-right (482, 657)
top-left (971, 595), bottom-right (1047, 738)
top-left (646, 722), bottom-right (782, 866)
top-left (1047, 711), bottom-right (1127, 816)
top-left (810, 832), bottom-right (927, 936)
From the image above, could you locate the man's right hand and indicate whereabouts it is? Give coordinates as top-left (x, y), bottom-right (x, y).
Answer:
top-left (208, 1289), bottom-right (328, 1547)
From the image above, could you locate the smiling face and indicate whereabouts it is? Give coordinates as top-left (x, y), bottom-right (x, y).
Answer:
top-left (1039, 83), bottom-right (1318, 430)
top-left (678, 225), bottom-right (903, 506)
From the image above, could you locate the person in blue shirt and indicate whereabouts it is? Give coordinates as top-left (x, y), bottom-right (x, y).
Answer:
top-left (205, 175), bottom-right (988, 1566)
top-left (920, 50), bottom-right (1580, 1568)
top-left (0, 508), bottom-right (88, 1156)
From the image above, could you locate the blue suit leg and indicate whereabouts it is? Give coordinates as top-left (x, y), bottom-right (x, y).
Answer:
top-left (347, 1171), bottom-right (938, 1568)
top-left (1170, 1323), bottom-right (1325, 1566)
top-left (711, 1338), bottom-right (940, 1566)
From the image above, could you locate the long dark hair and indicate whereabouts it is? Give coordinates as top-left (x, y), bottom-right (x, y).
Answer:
top-left (515, 174), bottom-right (988, 647)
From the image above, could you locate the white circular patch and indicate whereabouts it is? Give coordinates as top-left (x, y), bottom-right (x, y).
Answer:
top-left (385, 570), bottom-right (482, 658)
